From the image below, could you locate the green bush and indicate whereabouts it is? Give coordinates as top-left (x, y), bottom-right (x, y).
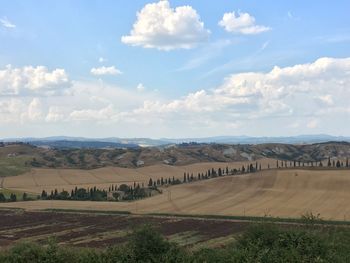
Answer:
top-left (1, 223), bottom-right (350, 262)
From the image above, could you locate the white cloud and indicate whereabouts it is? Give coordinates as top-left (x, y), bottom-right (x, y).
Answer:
top-left (316, 95), bottom-right (334, 106)
top-left (0, 17), bottom-right (16, 28)
top-left (0, 99), bottom-right (24, 123)
top-left (90, 66), bottom-right (122, 76)
top-left (136, 83), bottom-right (145, 92)
top-left (45, 107), bottom-right (65, 122)
top-left (21, 98), bottom-right (43, 122)
top-left (98, 57), bottom-right (107, 63)
top-left (131, 57), bottom-right (350, 123)
top-left (0, 65), bottom-right (70, 96)
top-left (1, 57), bottom-right (350, 137)
top-left (121, 0), bottom-right (210, 50)
top-left (219, 11), bottom-right (270, 34)
top-left (69, 104), bottom-right (118, 121)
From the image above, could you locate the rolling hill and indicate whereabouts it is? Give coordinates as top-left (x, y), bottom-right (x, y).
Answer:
top-left (0, 142), bottom-right (350, 172)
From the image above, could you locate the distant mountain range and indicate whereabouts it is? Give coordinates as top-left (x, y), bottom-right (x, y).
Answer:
top-left (1, 134), bottom-right (350, 149)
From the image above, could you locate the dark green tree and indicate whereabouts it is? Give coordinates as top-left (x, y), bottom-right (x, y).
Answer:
top-left (336, 160), bottom-right (341, 168)
top-left (148, 178), bottom-right (153, 187)
top-left (0, 193), bottom-right (6, 202)
top-left (41, 190), bottom-right (48, 199)
top-left (10, 193), bottom-right (17, 202)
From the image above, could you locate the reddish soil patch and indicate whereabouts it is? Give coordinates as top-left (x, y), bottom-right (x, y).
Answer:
top-left (0, 210), bottom-right (249, 248)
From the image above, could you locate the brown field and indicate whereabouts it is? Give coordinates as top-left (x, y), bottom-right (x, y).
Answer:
top-left (1, 158), bottom-right (276, 194)
top-left (1, 166), bottom-right (350, 221)
top-left (0, 209), bottom-right (249, 249)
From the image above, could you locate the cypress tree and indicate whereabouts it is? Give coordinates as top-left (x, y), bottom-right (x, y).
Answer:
top-left (41, 190), bottom-right (47, 199)
top-left (10, 193), bottom-right (17, 202)
top-left (0, 193), bottom-right (5, 202)
top-left (336, 160), bottom-right (341, 168)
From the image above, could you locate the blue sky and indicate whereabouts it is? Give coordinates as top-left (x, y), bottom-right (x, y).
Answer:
top-left (0, 0), bottom-right (350, 138)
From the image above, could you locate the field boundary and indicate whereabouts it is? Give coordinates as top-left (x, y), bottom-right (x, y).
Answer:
top-left (31, 208), bottom-right (350, 226)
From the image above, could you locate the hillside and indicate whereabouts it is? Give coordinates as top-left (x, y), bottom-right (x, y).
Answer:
top-left (0, 141), bottom-right (349, 172)
top-left (2, 168), bottom-right (350, 220)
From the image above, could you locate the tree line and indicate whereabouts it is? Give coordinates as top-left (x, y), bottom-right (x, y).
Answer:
top-left (0, 192), bottom-right (34, 203)
top-left (40, 182), bottom-right (160, 202)
top-left (145, 157), bottom-right (350, 190)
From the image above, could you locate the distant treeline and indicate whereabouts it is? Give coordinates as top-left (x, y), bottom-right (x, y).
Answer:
top-left (0, 192), bottom-right (36, 203)
top-left (161, 157), bottom-right (350, 188)
top-left (40, 183), bottom-right (159, 202)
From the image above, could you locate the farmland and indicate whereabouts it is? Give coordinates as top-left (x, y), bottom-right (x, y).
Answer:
top-left (1, 159), bottom-right (276, 194)
top-left (1, 167), bottom-right (350, 221)
top-left (0, 209), bottom-right (249, 249)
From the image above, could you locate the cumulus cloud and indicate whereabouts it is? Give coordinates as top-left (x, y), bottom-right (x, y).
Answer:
top-left (132, 57), bottom-right (350, 122)
top-left (20, 98), bottom-right (44, 122)
top-left (0, 17), bottom-right (16, 28)
top-left (121, 0), bottom-right (210, 50)
top-left (1, 57), bottom-right (350, 137)
top-left (219, 11), bottom-right (270, 34)
top-left (0, 65), bottom-right (70, 96)
top-left (90, 66), bottom-right (122, 76)
top-left (0, 99), bottom-right (24, 123)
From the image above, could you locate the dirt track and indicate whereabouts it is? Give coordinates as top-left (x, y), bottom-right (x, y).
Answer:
top-left (1, 168), bottom-right (350, 220)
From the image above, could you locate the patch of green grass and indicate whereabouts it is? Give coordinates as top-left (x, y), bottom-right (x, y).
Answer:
top-left (0, 156), bottom-right (32, 177)
top-left (191, 235), bottom-right (237, 250)
top-left (168, 231), bottom-right (204, 246)
top-left (43, 208), bottom-right (131, 215)
top-left (0, 188), bottom-right (38, 201)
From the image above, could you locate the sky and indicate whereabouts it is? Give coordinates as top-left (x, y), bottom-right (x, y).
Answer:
top-left (0, 0), bottom-right (350, 139)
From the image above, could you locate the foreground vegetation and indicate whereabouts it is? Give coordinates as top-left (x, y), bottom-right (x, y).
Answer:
top-left (1, 221), bottom-right (350, 263)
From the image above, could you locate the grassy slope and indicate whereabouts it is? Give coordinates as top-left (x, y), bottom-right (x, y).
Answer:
top-left (0, 156), bottom-right (32, 177)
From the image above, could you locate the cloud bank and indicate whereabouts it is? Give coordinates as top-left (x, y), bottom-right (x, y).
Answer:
top-left (1, 57), bottom-right (349, 137)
